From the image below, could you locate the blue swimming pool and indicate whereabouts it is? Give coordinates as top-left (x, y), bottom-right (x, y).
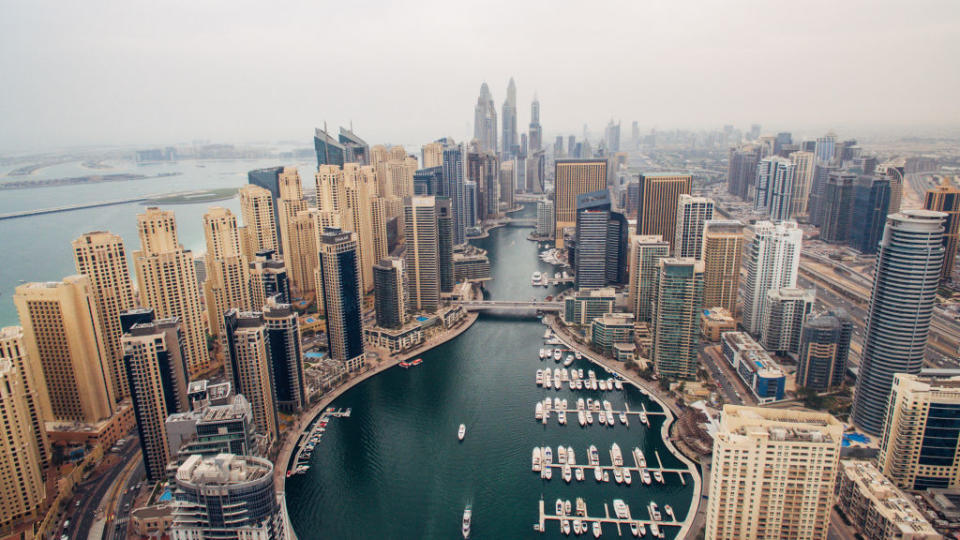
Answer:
top-left (305, 352), bottom-right (326, 359)
top-left (842, 433), bottom-right (870, 447)
top-left (416, 316), bottom-right (429, 322)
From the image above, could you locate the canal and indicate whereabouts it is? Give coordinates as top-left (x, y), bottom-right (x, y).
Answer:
top-left (285, 203), bottom-right (695, 539)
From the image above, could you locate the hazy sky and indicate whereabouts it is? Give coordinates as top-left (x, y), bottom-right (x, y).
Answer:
top-left (2, 0), bottom-right (959, 153)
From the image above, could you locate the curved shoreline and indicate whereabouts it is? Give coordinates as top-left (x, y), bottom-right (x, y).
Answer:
top-left (275, 311), bottom-right (480, 490)
top-left (545, 316), bottom-right (702, 539)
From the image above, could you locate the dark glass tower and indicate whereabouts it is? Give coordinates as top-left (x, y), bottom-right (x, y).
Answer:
top-left (850, 177), bottom-right (891, 254)
top-left (797, 310), bottom-right (853, 391)
top-left (437, 198), bottom-right (455, 292)
top-left (318, 228), bottom-right (365, 372)
top-left (373, 257), bottom-right (406, 329)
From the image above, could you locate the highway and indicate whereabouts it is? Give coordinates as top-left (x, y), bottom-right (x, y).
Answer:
top-left (699, 343), bottom-right (745, 406)
top-left (72, 439), bottom-right (140, 540)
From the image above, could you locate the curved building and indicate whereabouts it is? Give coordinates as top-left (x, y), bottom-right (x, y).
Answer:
top-left (797, 310), bottom-right (852, 391)
top-left (852, 209), bottom-right (946, 435)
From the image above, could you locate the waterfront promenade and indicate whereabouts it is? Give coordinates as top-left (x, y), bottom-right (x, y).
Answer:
top-left (274, 311), bottom-right (479, 488)
top-left (545, 315), bottom-right (703, 539)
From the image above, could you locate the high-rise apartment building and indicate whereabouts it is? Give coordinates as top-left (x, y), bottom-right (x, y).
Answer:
top-left (436, 198), bottom-right (455, 293)
top-left (501, 78), bottom-right (517, 159)
top-left (674, 195), bottom-right (714, 259)
top-left (314, 126), bottom-right (369, 167)
top-left (202, 207), bottom-right (252, 337)
top-left (318, 229), bottom-right (366, 372)
top-left (263, 299), bottom-right (305, 413)
top-left (651, 258), bottom-right (704, 379)
top-left (404, 197), bottom-right (440, 314)
top-left (852, 210), bottom-right (946, 436)
top-left (72, 231), bottom-right (137, 400)
top-left (373, 258), bottom-right (407, 330)
top-left (796, 311), bottom-right (851, 392)
top-left (573, 191), bottom-right (627, 288)
top-left (0, 327), bottom-right (50, 467)
top-left (878, 372), bottom-right (960, 491)
top-left (727, 145), bottom-right (762, 200)
top-left (924, 178), bottom-right (960, 282)
top-left (814, 132), bottom-right (838, 163)
top-left (499, 160), bottom-right (514, 212)
top-left (421, 142), bottom-right (443, 169)
top-left (122, 314), bottom-right (189, 482)
top-left (754, 157), bottom-right (796, 221)
top-left (554, 159), bottom-right (607, 247)
top-left (789, 151), bottom-right (815, 217)
top-left (247, 166), bottom-right (284, 236)
top-left (536, 199), bottom-right (555, 238)
top-left (705, 405), bottom-right (842, 540)
top-left (14, 276), bottom-right (116, 422)
top-left (442, 145), bottom-right (467, 245)
top-left (883, 164), bottom-right (906, 214)
top-left (742, 221), bottom-right (802, 336)
top-left (223, 310), bottom-right (279, 444)
top-left (248, 250), bottom-right (289, 309)
top-left (760, 288), bottom-right (814, 355)
top-left (0, 358), bottom-right (46, 532)
top-left (821, 172), bottom-right (857, 243)
top-left (133, 208), bottom-right (209, 375)
top-left (807, 163), bottom-right (838, 227)
top-left (835, 460), bottom-right (940, 540)
top-left (702, 220), bottom-right (744, 314)
top-left (276, 167), bottom-right (308, 281)
top-left (238, 185), bottom-right (279, 256)
top-left (529, 94), bottom-right (542, 152)
top-left (473, 83), bottom-right (498, 154)
top-left (627, 235), bottom-right (669, 323)
top-left (635, 173), bottom-right (692, 251)
top-left (850, 176), bottom-right (891, 254)
top-left (171, 454), bottom-right (292, 540)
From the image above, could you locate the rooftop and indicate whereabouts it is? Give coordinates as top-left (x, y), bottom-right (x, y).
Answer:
top-left (840, 460), bottom-right (938, 535)
top-left (177, 453), bottom-right (272, 486)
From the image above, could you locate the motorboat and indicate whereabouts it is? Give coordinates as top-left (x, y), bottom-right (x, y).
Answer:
top-left (578, 410), bottom-right (586, 426)
top-left (567, 446), bottom-right (576, 465)
top-left (535, 402), bottom-right (544, 420)
top-left (586, 411), bottom-right (594, 424)
top-left (619, 412), bottom-right (628, 425)
top-left (613, 499), bottom-right (629, 519)
top-left (532, 447), bottom-right (541, 472)
top-left (603, 400), bottom-right (612, 411)
top-left (576, 380), bottom-right (583, 390)
top-left (630, 522), bottom-right (643, 537)
top-left (575, 467), bottom-right (584, 482)
top-left (536, 369), bottom-right (543, 385)
top-left (607, 378), bottom-right (615, 389)
top-left (558, 446), bottom-right (567, 464)
top-left (532, 272), bottom-right (543, 286)
top-left (641, 469), bottom-right (652, 485)
top-left (650, 523), bottom-right (662, 538)
top-left (586, 398), bottom-right (594, 409)
top-left (563, 464), bottom-right (572, 483)
top-left (578, 369), bottom-right (584, 378)
top-left (565, 500), bottom-right (572, 514)
top-left (412, 358), bottom-right (422, 366)
top-left (613, 467), bottom-right (624, 484)
top-left (542, 466), bottom-right (552, 480)
top-left (569, 380), bottom-right (576, 390)
top-left (575, 351), bottom-right (583, 360)
top-left (588, 445), bottom-right (599, 466)
top-left (554, 378), bottom-right (562, 390)
top-left (554, 349), bottom-right (563, 362)
top-left (573, 519), bottom-right (582, 535)
top-left (458, 424), bottom-right (466, 441)
top-left (611, 443), bottom-right (623, 466)
top-left (649, 502), bottom-right (662, 521)
top-left (543, 446), bottom-right (553, 464)
top-left (599, 380), bottom-right (607, 391)
top-left (594, 466), bottom-right (604, 482)
top-left (556, 499), bottom-right (564, 515)
top-left (462, 505), bottom-right (471, 539)
top-left (598, 412), bottom-right (606, 425)
top-left (576, 498), bottom-right (587, 516)
top-left (605, 410), bottom-right (615, 426)
top-left (588, 369), bottom-right (596, 379)
top-left (561, 519), bottom-right (571, 535)
top-left (640, 412), bottom-right (649, 426)
top-left (558, 409), bottom-right (567, 425)
top-left (665, 505), bottom-right (675, 520)
top-left (564, 354), bottom-right (575, 367)
top-left (623, 468), bottom-right (632, 485)
top-left (614, 379), bottom-right (623, 391)
top-left (539, 348), bottom-right (547, 359)
top-left (634, 448), bottom-right (646, 468)
top-left (577, 398), bottom-right (585, 410)
top-left (654, 470), bottom-right (664, 484)
top-left (592, 521), bottom-right (602, 538)
top-left (561, 398), bottom-right (568, 410)
top-left (603, 471), bottom-right (609, 482)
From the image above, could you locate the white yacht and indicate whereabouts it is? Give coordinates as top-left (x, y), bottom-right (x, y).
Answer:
top-left (573, 519), bottom-right (582, 535)
top-left (614, 379), bottom-right (623, 391)
top-left (630, 521), bottom-right (642, 537)
top-left (458, 424), bottom-right (466, 441)
top-left (639, 411), bottom-right (649, 426)
top-left (613, 499), bottom-right (629, 519)
top-left (553, 397), bottom-right (561, 409)
top-left (605, 410), bottom-right (615, 426)
top-left (564, 354), bottom-right (575, 367)
top-left (535, 401), bottom-right (543, 420)
top-left (532, 447), bottom-right (542, 471)
top-left (553, 349), bottom-right (563, 362)
top-left (654, 470), bottom-right (664, 484)
top-left (598, 411), bottom-right (606, 425)
top-left (623, 468), bottom-right (632, 485)
top-left (603, 471), bottom-right (610, 482)
top-left (577, 398), bottom-right (585, 410)
top-left (531, 271), bottom-right (543, 285)
top-left (613, 467), bottom-right (624, 484)
top-left (619, 412), bottom-right (628, 425)
top-left (665, 505), bottom-right (675, 520)
top-left (568, 380), bottom-right (576, 390)
top-left (567, 446), bottom-right (575, 465)
top-left (558, 409), bottom-right (567, 425)
top-left (649, 502), bottom-right (662, 521)
top-left (561, 519), bottom-right (571, 535)
top-left (598, 380), bottom-right (607, 391)
top-left (641, 468), bottom-right (652, 485)
top-left (554, 377), bottom-right (562, 390)
top-left (578, 369), bottom-right (584, 378)
top-left (593, 521), bottom-right (602, 538)
top-left (576, 380), bottom-right (583, 390)
top-left (556, 499), bottom-right (564, 515)
top-left (543, 446), bottom-right (553, 464)
top-left (611, 443), bottom-right (623, 466)
top-left (558, 446), bottom-right (567, 464)
top-left (586, 411), bottom-right (594, 424)
top-left (576, 498), bottom-right (587, 517)
top-left (575, 351), bottom-right (583, 360)
top-left (565, 500), bottom-right (572, 514)
top-left (575, 467), bottom-right (584, 482)
top-left (542, 466), bottom-right (552, 480)
top-left (536, 369), bottom-right (543, 385)
top-left (594, 467), bottom-right (603, 482)
top-left (603, 400), bottom-right (612, 411)
top-left (462, 505), bottom-right (471, 539)
top-left (588, 445), bottom-right (599, 466)
top-left (563, 464), bottom-right (572, 483)
top-left (650, 523), bottom-right (662, 538)
top-left (578, 410), bottom-right (586, 426)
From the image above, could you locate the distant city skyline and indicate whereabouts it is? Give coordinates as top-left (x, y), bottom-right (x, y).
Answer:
top-left (2, 1), bottom-right (959, 152)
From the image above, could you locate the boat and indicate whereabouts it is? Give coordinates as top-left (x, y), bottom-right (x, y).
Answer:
top-left (565, 500), bottom-right (572, 514)
top-left (630, 521), bottom-right (642, 537)
top-left (544, 446), bottom-right (553, 464)
top-left (569, 380), bottom-right (576, 390)
top-left (532, 447), bottom-right (542, 471)
top-left (607, 378), bottom-right (614, 390)
top-left (594, 466), bottom-right (603, 482)
top-left (613, 467), bottom-right (624, 484)
top-left (462, 505), bottom-right (472, 539)
top-left (588, 369), bottom-right (596, 379)
top-left (412, 358), bottom-right (423, 366)
top-left (576, 380), bottom-right (583, 390)
top-left (554, 349), bottom-right (563, 362)
top-left (577, 398), bottom-right (585, 410)
top-left (665, 505), bottom-right (675, 520)
top-left (575, 351), bottom-right (583, 360)
top-left (593, 521), bottom-right (602, 538)
top-left (598, 412), bottom-right (606, 425)
top-left (586, 411), bottom-right (594, 424)
top-left (553, 397), bottom-right (561, 410)
top-left (575, 467), bottom-right (584, 482)
top-left (639, 411), bottom-right (649, 426)
top-left (558, 409), bottom-right (567, 425)
top-left (567, 446), bottom-right (575, 465)
top-left (650, 523), bottom-right (662, 538)
top-left (606, 411), bottom-right (615, 426)
top-left (603, 400), bottom-right (612, 411)
top-left (603, 471), bottom-right (609, 482)
top-left (535, 402), bottom-right (544, 420)
top-left (562, 398), bottom-right (568, 410)
top-left (649, 502), bottom-right (662, 521)
top-left (561, 519), bottom-right (570, 535)
top-left (558, 446), bottom-right (567, 464)
top-left (611, 443), bottom-right (623, 466)
top-left (573, 519), bottom-right (582, 535)
top-left (564, 354), bottom-right (575, 367)
top-left (634, 448), bottom-right (647, 468)
top-left (578, 410), bottom-right (586, 426)
top-left (545, 349), bottom-right (553, 362)
top-left (544, 368), bottom-right (552, 382)
top-left (588, 445), bottom-right (599, 465)
top-left (539, 348), bottom-right (547, 359)
top-left (598, 380), bottom-right (607, 391)
top-left (542, 466), bottom-right (552, 480)
top-left (399, 361), bottom-right (411, 368)
top-left (613, 499), bottom-right (629, 519)
top-left (556, 499), bottom-right (564, 515)
top-left (563, 464), bottom-right (572, 483)
top-left (458, 424), bottom-right (466, 441)
top-left (623, 468), bottom-right (632, 485)
top-left (619, 412), bottom-right (628, 425)
top-left (641, 468), bottom-right (652, 485)
top-left (654, 470), bottom-right (664, 484)
top-left (554, 378), bottom-right (562, 390)
top-left (614, 379), bottom-right (623, 391)
top-left (536, 369), bottom-right (543, 385)
top-left (532, 271), bottom-right (543, 286)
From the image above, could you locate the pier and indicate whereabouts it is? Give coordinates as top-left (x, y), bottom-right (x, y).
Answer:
top-left (537, 498), bottom-right (682, 536)
top-left (287, 408), bottom-right (351, 475)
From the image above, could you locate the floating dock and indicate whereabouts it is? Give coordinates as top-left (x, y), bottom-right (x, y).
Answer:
top-left (536, 498), bottom-right (682, 536)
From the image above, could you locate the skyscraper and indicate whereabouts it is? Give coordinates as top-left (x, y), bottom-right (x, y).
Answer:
top-left (275, 167), bottom-right (308, 270)
top-left (287, 209), bottom-right (322, 301)
top-left (263, 298), bottom-right (306, 413)
top-left (627, 235), bottom-right (669, 323)
top-left (463, 180), bottom-right (478, 229)
top-left (442, 145), bottom-right (467, 245)
top-left (849, 176), bottom-right (890, 254)
top-left (223, 310), bottom-right (279, 443)
top-left (0, 358), bottom-right (46, 530)
top-left (760, 288), bottom-right (814, 355)
top-left (437, 198), bottom-right (455, 293)
top-left (883, 164), bottom-right (906, 214)
top-left (72, 230), bottom-right (136, 400)
top-left (404, 197), bottom-right (440, 314)
top-left (651, 258), bottom-right (704, 379)
top-left (924, 178), bottom-right (960, 282)
top-left (820, 172), bottom-right (857, 243)
top-left (171, 454), bottom-right (292, 540)
top-left (373, 257), bottom-right (407, 330)
top-left (318, 228), bottom-right (366, 372)
top-left (814, 131), bottom-right (837, 163)
top-left (238, 185), bottom-right (279, 256)
top-left (421, 142), bottom-right (443, 169)
top-left (554, 159), bottom-right (607, 247)
top-left (573, 191), bottom-right (627, 289)
top-left (635, 173), bottom-right (692, 251)
top-left (797, 310), bottom-right (852, 391)
top-left (247, 166), bottom-right (284, 236)
top-left (202, 207), bottom-right (252, 338)
top-left (727, 145), bottom-right (761, 200)
top-left (741, 221), bottom-right (802, 336)
top-left (0, 327), bottom-right (50, 468)
top-left (807, 162), bottom-right (838, 227)
top-left (705, 405), bottom-right (842, 540)
top-left (789, 150), bottom-right (815, 218)
top-left (248, 250), bottom-right (289, 309)
top-left (528, 94), bottom-right (542, 152)
top-left (499, 160), bottom-right (514, 212)
top-left (501, 78), bottom-right (517, 159)
top-left (877, 372), bottom-right (960, 490)
top-left (754, 156), bottom-right (796, 221)
top-left (604, 120), bottom-right (620, 153)
top-left (314, 125), bottom-right (369, 167)
top-left (702, 220), bottom-right (744, 314)
top-left (122, 314), bottom-right (189, 482)
top-left (473, 83), bottom-right (497, 153)
top-left (536, 199), bottom-right (555, 238)
top-left (852, 210), bottom-right (946, 436)
top-left (14, 276), bottom-right (116, 422)
top-left (674, 195), bottom-right (714, 259)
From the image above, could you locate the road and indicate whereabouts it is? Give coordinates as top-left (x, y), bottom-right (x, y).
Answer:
top-left (106, 459), bottom-right (145, 540)
top-left (699, 343), bottom-right (745, 406)
top-left (827, 508), bottom-right (859, 540)
top-left (72, 440), bottom-right (140, 540)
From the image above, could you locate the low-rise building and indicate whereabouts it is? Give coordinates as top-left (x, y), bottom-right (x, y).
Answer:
top-left (453, 246), bottom-right (492, 282)
top-left (130, 504), bottom-right (173, 537)
top-left (365, 323), bottom-right (425, 354)
top-left (836, 460), bottom-right (941, 540)
top-left (590, 313), bottom-right (635, 356)
top-left (700, 308), bottom-right (736, 341)
top-left (721, 332), bottom-right (786, 403)
top-left (562, 288), bottom-right (616, 327)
